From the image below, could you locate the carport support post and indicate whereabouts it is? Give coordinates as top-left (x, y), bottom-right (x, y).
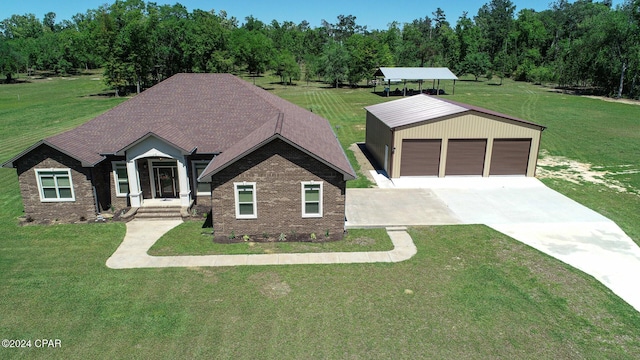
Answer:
top-left (437, 79), bottom-right (440, 95)
top-left (453, 79), bottom-right (456, 95)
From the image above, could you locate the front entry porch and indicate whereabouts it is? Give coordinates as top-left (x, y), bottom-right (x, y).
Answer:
top-left (141, 198), bottom-right (182, 207)
top-left (128, 158), bottom-right (191, 208)
top-left (120, 134), bottom-right (193, 209)
top-left (135, 190), bottom-right (186, 220)
top-left (137, 177), bottom-right (185, 219)
top-left (134, 159), bottom-right (182, 201)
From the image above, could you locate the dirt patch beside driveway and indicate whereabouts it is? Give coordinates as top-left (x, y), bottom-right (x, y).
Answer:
top-left (537, 150), bottom-right (638, 194)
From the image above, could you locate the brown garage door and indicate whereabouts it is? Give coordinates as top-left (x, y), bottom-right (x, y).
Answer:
top-left (490, 139), bottom-right (531, 175)
top-left (400, 139), bottom-right (442, 176)
top-left (445, 139), bottom-right (487, 176)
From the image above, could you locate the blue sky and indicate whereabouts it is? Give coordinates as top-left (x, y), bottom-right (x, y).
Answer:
top-left (1, 0), bottom-right (625, 30)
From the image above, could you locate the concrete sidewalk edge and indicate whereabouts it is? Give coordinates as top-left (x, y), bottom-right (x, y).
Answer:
top-left (106, 220), bottom-right (417, 269)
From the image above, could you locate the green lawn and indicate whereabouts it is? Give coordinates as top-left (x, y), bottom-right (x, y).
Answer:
top-left (255, 75), bottom-right (640, 245)
top-left (1, 179), bottom-right (639, 358)
top-left (0, 72), bottom-right (126, 164)
top-left (1, 73), bottom-right (640, 358)
top-left (149, 222), bottom-right (394, 255)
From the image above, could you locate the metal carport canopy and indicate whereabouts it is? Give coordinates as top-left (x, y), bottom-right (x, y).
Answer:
top-left (374, 67), bottom-right (458, 81)
top-left (373, 67), bottom-right (458, 96)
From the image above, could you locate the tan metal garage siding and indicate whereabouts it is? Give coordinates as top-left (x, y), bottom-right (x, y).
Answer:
top-left (490, 139), bottom-right (532, 175)
top-left (365, 112), bottom-right (393, 173)
top-left (445, 139), bottom-right (487, 175)
top-left (400, 139), bottom-right (441, 176)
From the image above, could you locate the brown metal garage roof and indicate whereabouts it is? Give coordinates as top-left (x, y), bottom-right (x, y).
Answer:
top-left (364, 94), bottom-right (546, 130)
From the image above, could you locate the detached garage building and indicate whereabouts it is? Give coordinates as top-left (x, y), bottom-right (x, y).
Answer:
top-left (365, 95), bottom-right (545, 178)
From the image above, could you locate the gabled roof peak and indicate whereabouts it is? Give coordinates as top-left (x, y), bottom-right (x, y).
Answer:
top-left (199, 111), bottom-right (356, 181)
top-left (365, 94), bottom-right (545, 130)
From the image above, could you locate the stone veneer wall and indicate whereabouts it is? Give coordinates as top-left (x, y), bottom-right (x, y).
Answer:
top-left (15, 145), bottom-right (97, 223)
top-left (211, 139), bottom-right (347, 240)
top-left (104, 157), bottom-right (128, 211)
top-left (188, 154), bottom-right (216, 209)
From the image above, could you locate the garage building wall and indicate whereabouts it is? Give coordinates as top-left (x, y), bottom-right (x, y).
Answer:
top-left (365, 111), bottom-right (393, 173)
top-left (391, 112), bottom-right (542, 177)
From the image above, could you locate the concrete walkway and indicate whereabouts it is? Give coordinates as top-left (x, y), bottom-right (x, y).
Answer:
top-left (106, 221), bottom-right (417, 269)
top-left (105, 173), bottom-right (640, 313)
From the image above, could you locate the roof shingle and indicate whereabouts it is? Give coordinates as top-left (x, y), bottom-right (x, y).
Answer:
top-left (4, 73), bottom-right (356, 179)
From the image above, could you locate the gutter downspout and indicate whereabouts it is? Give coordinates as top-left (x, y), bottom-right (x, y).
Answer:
top-left (90, 168), bottom-right (101, 216)
top-left (389, 128), bottom-right (395, 178)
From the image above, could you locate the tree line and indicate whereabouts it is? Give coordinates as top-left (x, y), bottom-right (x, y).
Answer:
top-left (1, 0), bottom-right (639, 98)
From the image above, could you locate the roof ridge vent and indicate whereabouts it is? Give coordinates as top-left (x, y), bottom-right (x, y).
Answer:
top-left (274, 112), bottom-right (284, 134)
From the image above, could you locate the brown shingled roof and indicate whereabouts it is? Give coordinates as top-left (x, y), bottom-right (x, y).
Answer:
top-left (200, 108), bottom-right (356, 180)
top-left (4, 73), bottom-right (356, 179)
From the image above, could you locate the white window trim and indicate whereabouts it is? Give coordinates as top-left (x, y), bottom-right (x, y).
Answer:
top-left (112, 161), bottom-right (129, 197)
top-left (301, 181), bottom-right (323, 218)
top-left (192, 160), bottom-right (212, 196)
top-left (35, 168), bottom-right (76, 202)
top-left (234, 182), bottom-right (257, 219)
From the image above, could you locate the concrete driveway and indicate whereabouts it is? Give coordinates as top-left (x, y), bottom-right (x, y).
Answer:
top-left (346, 176), bottom-right (640, 313)
top-left (345, 188), bottom-right (461, 227)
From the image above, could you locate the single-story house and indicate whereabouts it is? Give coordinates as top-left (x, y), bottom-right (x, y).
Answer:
top-left (3, 73), bottom-right (356, 238)
top-left (365, 94), bottom-right (546, 178)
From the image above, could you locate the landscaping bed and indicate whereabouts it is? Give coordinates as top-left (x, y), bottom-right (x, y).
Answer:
top-left (148, 221), bottom-right (394, 255)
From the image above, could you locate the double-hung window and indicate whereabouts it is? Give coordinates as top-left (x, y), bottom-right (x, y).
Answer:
top-left (193, 161), bottom-right (212, 195)
top-left (234, 182), bottom-right (257, 219)
top-left (301, 181), bottom-right (323, 217)
top-left (112, 162), bottom-right (129, 197)
top-left (35, 169), bottom-right (75, 202)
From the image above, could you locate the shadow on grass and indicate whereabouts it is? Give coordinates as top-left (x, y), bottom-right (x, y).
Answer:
top-left (85, 91), bottom-right (119, 98)
top-left (0, 79), bottom-right (32, 85)
top-left (355, 142), bottom-right (384, 173)
top-left (269, 81), bottom-right (299, 86)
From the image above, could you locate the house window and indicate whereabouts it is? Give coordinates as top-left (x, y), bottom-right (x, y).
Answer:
top-left (301, 181), bottom-right (323, 217)
top-left (234, 182), bottom-right (257, 219)
top-left (35, 169), bottom-right (75, 202)
top-left (112, 162), bottom-right (129, 197)
top-left (193, 161), bottom-right (212, 195)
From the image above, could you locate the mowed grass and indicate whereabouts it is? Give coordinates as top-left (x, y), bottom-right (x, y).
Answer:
top-left (0, 72), bottom-right (126, 164)
top-left (149, 222), bottom-right (394, 255)
top-left (452, 80), bottom-right (640, 191)
top-left (2, 177), bottom-right (640, 358)
top-left (258, 75), bottom-right (640, 245)
top-left (1, 73), bottom-right (640, 358)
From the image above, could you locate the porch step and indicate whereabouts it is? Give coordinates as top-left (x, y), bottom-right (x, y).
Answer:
top-left (135, 206), bottom-right (183, 220)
